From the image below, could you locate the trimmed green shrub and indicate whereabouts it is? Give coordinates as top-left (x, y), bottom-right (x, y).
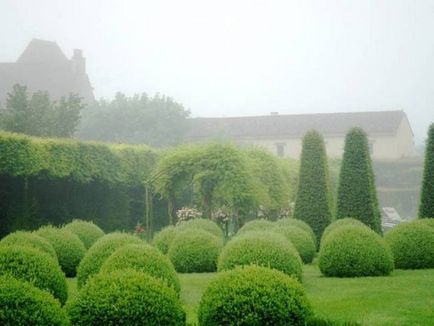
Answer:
top-left (198, 265), bottom-right (312, 326)
top-left (63, 219), bottom-right (105, 249)
top-left (152, 225), bottom-right (177, 254)
top-left (419, 123), bottom-right (434, 218)
top-left (321, 218), bottom-right (367, 245)
top-left (0, 231), bottom-right (57, 260)
top-left (293, 130), bottom-right (333, 241)
top-left (76, 232), bottom-right (143, 288)
top-left (237, 219), bottom-right (275, 235)
top-left (177, 218), bottom-right (223, 238)
top-left (100, 243), bottom-right (180, 294)
top-left (0, 245), bottom-right (68, 304)
top-left (36, 225), bottom-right (86, 277)
top-left (273, 225), bottom-right (316, 263)
top-left (168, 229), bottom-right (222, 273)
top-left (67, 268), bottom-right (185, 325)
top-left (418, 218), bottom-right (434, 229)
top-left (336, 128), bottom-right (382, 233)
top-left (0, 275), bottom-right (69, 325)
top-left (276, 218), bottom-right (317, 245)
top-left (319, 225), bottom-right (394, 277)
top-left (218, 231), bottom-right (303, 281)
top-left (384, 220), bottom-right (434, 269)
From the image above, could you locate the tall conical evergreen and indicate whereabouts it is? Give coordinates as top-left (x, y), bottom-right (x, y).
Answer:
top-left (336, 128), bottom-right (382, 233)
top-left (293, 130), bottom-right (333, 241)
top-left (419, 123), bottom-right (434, 218)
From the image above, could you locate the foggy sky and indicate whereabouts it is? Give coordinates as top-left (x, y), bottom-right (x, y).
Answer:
top-left (1, 0), bottom-right (434, 142)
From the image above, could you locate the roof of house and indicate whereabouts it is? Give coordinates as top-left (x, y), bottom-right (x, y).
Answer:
top-left (17, 39), bottom-right (68, 64)
top-left (0, 39), bottom-right (94, 103)
top-left (187, 110), bottom-right (407, 140)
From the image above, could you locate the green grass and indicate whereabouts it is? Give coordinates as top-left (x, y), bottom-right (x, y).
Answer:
top-left (67, 266), bottom-right (434, 325)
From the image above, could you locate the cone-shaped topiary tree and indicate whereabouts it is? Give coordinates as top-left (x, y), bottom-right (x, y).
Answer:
top-left (293, 130), bottom-right (333, 241)
top-left (419, 123), bottom-right (434, 218)
top-left (336, 128), bottom-right (382, 233)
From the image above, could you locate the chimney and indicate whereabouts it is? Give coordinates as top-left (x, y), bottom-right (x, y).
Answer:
top-left (71, 49), bottom-right (86, 75)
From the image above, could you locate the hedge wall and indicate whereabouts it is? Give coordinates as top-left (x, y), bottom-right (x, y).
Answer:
top-left (0, 132), bottom-right (165, 236)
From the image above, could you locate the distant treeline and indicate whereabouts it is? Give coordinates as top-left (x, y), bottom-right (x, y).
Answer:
top-left (0, 84), bottom-right (191, 147)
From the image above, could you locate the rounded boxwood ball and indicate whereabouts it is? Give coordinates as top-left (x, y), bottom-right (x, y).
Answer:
top-left (418, 218), bottom-right (434, 229)
top-left (67, 268), bottom-right (186, 325)
top-left (276, 218), bottom-right (317, 245)
top-left (63, 219), bottom-right (105, 249)
top-left (384, 220), bottom-right (434, 269)
top-left (237, 219), bottom-right (275, 235)
top-left (100, 243), bottom-right (180, 294)
top-left (198, 265), bottom-right (312, 326)
top-left (321, 218), bottom-right (366, 245)
top-left (36, 225), bottom-right (86, 277)
top-left (0, 275), bottom-right (69, 325)
top-left (218, 231), bottom-right (303, 281)
top-left (168, 229), bottom-right (223, 273)
top-left (1, 231), bottom-right (57, 261)
top-left (178, 218), bottom-right (223, 238)
top-left (76, 232), bottom-right (143, 288)
top-left (0, 245), bottom-right (68, 304)
top-left (273, 225), bottom-right (316, 263)
top-left (319, 225), bottom-right (394, 277)
top-left (152, 225), bottom-right (177, 254)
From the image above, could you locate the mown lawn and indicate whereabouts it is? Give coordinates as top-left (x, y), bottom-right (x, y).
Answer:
top-left (67, 265), bottom-right (434, 325)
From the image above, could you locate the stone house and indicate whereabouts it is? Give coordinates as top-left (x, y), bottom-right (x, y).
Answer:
top-left (0, 39), bottom-right (94, 103)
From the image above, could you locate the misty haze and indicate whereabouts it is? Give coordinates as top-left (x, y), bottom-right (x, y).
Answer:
top-left (0, 1), bottom-right (433, 325)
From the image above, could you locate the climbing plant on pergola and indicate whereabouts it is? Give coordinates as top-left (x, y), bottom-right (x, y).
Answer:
top-left (152, 143), bottom-right (263, 225)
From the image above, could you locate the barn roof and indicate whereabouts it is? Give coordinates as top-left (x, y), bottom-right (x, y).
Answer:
top-left (187, 110), bottom-right (407, 140)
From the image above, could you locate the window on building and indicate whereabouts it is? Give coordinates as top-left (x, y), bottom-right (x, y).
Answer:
top-left (368, 141), bottom-right (374, 155)
top-left (275, 142), bottom-right (286, 157)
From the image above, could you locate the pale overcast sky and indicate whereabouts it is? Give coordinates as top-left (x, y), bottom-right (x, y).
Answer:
top-left (1, 0), bottom-right (433, 142)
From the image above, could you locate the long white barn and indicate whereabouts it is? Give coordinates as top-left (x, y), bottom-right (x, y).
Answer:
top-left (187, 110), bottom-right (418, 160)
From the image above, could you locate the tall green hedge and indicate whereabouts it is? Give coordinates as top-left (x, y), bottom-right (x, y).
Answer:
top-left (336, 128), bottom-right (382, 233)
top-left (0, 132), bottom-right (157, 185)
top-left (0, 132), bottom-right (162, 236)
top-left (293, 130), bottom-right (333, 240)
top-left (419, 123), bottom-right (434, 218)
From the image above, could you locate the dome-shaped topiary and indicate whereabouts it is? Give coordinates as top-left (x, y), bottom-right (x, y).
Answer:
top-left (152, 225), bottom-right (178, 254)
top-left (198, 265), bottom-right (312, 326)
top-left (0, 245), bottom-right (68, 304)
top-left (0, 275), bottom-right (69, 325)
top-left (384, 220), bottom-right (434, 269)
top-left (218, 231), bottom-right (303, 281)
top-left (36, 225), bottom-right (86, 277)
top-left (76, 232), bottom-right (143, 288)
top-left (178, 218), bottom-right (223, 238)
top-left (273, 225), bottom-right (316, 263)
top-left (418, 218), bottom-right (434, 229)
top-left (63, 219), bottom-right (105, 249)
top-left (67, 268), bottom-right (186, 325)
top-left (100, 243), bottom-right (180, 294)
top-left (276, 218), bottom-right (317, 245)
top-left (0, 231), bottom-right (57, 261)
top-left (168, 229), bottom-right (223, 273)
top-left (319, 225), bottom-right (394, 277)
top-left (320, 218), bottom-right (367, 245)
top-left (237, 219), bottom-right (275, 235)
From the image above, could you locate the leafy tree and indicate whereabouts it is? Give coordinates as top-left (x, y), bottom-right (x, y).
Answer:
top-left (293, 130), bottom-right (333, 241)
top-left (77, 92), bottom-right (190, 147)
top-left (0, 84), bottom-right (84, 138)
top-left (419, 123), bottom-right (434, 218)
top-left (336, 128), bottom-right (382, 233)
